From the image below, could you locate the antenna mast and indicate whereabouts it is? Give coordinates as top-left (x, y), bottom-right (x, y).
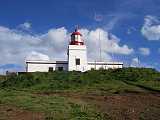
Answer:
top-left (99, 30), bottom-right (102, 61)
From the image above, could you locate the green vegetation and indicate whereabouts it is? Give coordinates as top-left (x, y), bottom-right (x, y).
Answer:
top-left (0, 89), bottom-right (106, 119)
top-left (0, 75), bottom-right (5, 81)
top-left (1, 67), bottom-right (160, 92)
top-left (0, 67), bottom-right (160, 119)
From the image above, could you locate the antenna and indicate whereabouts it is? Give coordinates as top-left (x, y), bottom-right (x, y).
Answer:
top-left (99, 29), bottom-right (102, 61)
top-left (137, 56), bottom-right (140, 68)
top-left (109, 32), bottom-right (114, 62)
top-left (75, 25), bottom-right (79, 32)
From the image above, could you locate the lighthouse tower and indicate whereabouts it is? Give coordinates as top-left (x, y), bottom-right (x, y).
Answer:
top-left (68, 28), bottom-right (88, 72)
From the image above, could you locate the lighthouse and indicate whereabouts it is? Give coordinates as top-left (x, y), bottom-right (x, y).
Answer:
top-left (25, 27), bottom-right (123, 73)
top-left (68, 28), bottom-right (88, 72)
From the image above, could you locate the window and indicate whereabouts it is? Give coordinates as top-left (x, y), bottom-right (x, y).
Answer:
top-left (75, 35), bottom-right (78, 40)
top-left (76, 58), bottom-right (80, 65)
top-left (71, 35), bottom-right (75, 41)
top-left (91, 68), bottom-right (95, 71)
top-left (48, 67), bottom-right (53, 72)
top-left (58, 67), bottom-right (63, 71)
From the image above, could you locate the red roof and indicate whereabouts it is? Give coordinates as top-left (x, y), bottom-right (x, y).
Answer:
top-left (71, 31), bottom-right (82, 36)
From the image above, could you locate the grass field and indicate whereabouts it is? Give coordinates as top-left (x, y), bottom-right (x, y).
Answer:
top-left (0, 68), bottom-right (160, 120)
top-left (0, 89), bottom-right (107, 120)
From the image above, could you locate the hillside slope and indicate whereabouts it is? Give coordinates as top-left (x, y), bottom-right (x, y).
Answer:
top-left (0, 68), bottom-right (160, 120)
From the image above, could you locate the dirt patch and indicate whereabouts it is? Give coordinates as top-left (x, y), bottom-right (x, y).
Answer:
top-left (1, 92), bottom-right (160, 120)
top-left (90, 94), bottom-right (160, 120)
top-left (0, 105), bottom-right (44, 120)
top-left (38, 92), bottom-right (160, 120)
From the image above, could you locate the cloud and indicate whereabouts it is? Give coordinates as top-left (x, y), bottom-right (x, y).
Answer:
top-left (139, 47), bottom-right (150, 56)
top-left (26, 51), bottom-right (50, 61)
top-left (41, 27), bottom-right (69, 53)
top-left (19, 22), bottom-right (32, 30)
top-left (0, 24), bottom-right (133, 73)
top-left (130, 57), bottom-right (140, 67)
top-left (130, 57), bottom-right (153, 68)
top-left (127, 27), bottom-right (137, 35)
top-left (80, 28), bottom-right (133, 61)
top-left (101, 12), bottom-right (136, 31)
top-left (141, 15), bottom-right (160, 40)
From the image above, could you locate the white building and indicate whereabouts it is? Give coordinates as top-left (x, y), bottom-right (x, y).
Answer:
top-left (26, 28), bottom-right (123, 72)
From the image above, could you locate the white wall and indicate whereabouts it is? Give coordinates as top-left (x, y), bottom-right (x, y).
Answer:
top-left (87, 62), bottom-right (123, 70)
top-left (26, 60), bottom-right (68, 72)
top-left (68, 45), bottom-right (88, 72)
top-left (26, 61), bottom-right (123, 72)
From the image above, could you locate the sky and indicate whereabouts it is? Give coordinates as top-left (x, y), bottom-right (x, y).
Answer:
top-left (0, 0), bottom-right (160, 73)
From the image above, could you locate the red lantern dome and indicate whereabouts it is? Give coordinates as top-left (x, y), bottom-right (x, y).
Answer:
top-left (70, 28), bottom-right (84, 45)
